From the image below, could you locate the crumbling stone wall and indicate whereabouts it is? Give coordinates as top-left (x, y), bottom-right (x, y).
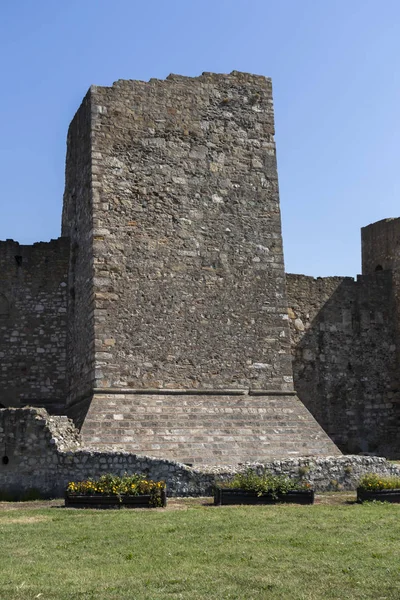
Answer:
top-left (286, 272), bottom-right (400, 456)
top-left (1, 408), bottom-right (399, 498)
top-left (0, 239), bottom-right (69, 412)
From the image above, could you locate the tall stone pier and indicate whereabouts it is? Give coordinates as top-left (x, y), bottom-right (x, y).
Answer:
top-left (62, 71), bottom-right (339, 464)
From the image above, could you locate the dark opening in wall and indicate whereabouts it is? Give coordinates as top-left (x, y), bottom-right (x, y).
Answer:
top-left (15, 255), bottom-right (23, 267)
top-left (0, 294), bottom-right (9, 318)
top-left (375, 265), bottom-right (383, 271)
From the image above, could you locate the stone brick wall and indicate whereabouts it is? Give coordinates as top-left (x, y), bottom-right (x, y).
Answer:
top-left (62, 90), bottom-right (95, 405)
top-left (86, 72), bottom-right (293, 392)
top-left (77, 389), bottom-right (340, 464)
top-left (0, 239), bottom-right (69, 411)
top-left (361, 217), bottom-right (400, 274)
top-left (361, 218), bottom-right (400, 441)
top-left (286, 272), bottom-right (400, 456)
top-left (0, 408), bottom-right (398, 498)
top-left (3, 72), bottom-right (400, 467)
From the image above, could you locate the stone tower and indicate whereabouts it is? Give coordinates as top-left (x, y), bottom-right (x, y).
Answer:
top-left (61, 71), bottom-right (339, 464)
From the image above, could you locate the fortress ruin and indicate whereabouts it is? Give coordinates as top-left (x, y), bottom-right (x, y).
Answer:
top-left (1, 71), bottom-right (399, 466)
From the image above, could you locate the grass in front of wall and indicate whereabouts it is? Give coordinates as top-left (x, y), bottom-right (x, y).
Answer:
top-left (1, 498), bottom-right (400, 600)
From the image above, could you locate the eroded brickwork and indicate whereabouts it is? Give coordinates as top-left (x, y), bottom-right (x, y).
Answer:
top-left (0, 239), bottom-right (69, 411)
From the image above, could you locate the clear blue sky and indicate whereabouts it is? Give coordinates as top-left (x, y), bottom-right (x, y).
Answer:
top-left (1, 0), bottom-right (399, 276)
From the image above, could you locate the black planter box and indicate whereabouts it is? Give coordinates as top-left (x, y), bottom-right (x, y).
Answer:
top-left (65, 489), bottom-right (167, 509)
top-left (357, 488), bottom-right (400, 503)
top-left (214, 488), bottom-right (314, 506)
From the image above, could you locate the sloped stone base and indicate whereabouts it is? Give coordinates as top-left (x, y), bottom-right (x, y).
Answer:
top-left (78, 391), bottom-right (340, 465)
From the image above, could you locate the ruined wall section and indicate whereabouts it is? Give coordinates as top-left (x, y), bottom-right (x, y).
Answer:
top-left (1, 408), bottom-right (399, 498)
top-left (62, 91), bottom-right (96, 405)
top-left (89, 72), bottom-right (293, 392)
top-left (0, 238), bottom-right (69, 411)
top-left (286, 273), bottom-right (399, 456)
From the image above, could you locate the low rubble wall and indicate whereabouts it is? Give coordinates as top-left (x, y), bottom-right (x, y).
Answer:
top-left (1, 408), bottom-right (399, 498)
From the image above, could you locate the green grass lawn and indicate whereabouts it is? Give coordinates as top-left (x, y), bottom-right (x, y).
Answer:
top-left (1, 496), bottom-right (400, 600)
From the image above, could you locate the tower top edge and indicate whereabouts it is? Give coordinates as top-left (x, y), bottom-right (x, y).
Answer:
top-left (361, 217), bottom-right (400, 232)
top-left (90, 71), bottom-right (272, 92)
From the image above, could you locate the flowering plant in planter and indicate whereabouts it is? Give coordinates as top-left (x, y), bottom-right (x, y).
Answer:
top-left (219, 469), bottom-right (312, 497)
top-left (66, 473), bottom-right (166, 507)
top-left (358, 473), bottom-right (400, 491)
top-left (214, 468), bottom-right (313, 505)
top-left (357, 473), bottom-right (400, 504)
